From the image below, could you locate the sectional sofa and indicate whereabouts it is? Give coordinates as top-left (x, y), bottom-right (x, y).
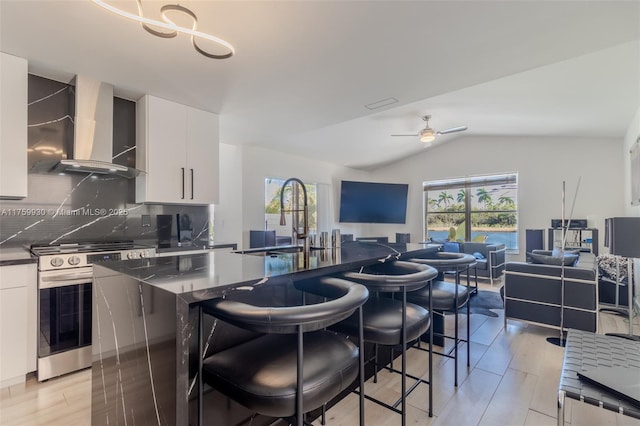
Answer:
top-left (503, 250), bottom-right (598, 332)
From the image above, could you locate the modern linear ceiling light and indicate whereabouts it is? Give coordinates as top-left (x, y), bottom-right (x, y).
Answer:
top-left (91, 0), bottom-right (235, 59)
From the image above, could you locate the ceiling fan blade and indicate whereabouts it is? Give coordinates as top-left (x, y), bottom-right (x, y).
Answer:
top-left (437, 125), bottom-right (468, 135)
top-left (391, 134), bottom-right (419, 137)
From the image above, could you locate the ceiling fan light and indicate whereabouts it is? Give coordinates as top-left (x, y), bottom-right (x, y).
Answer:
top-left (419, 129), bottom-right (436, 143)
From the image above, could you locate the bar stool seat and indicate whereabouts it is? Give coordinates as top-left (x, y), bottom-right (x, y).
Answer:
top-left (332, 296), bottom-right (430, 346)
top-left (406, 280), bottom-right (470, 311)
top-left (199, 277), bottom-right (369, 425)
top-left (408, 252), bottom-right (475, 312)
top-left (412, 252), bottom-right (477, 271)
top-left (202, 332), bottom-right (358, 418)
top-left (407, 252), bottom-right (476, 387)
top-left (331, 261), bottom-right (436, 347)
top-left (330, 260), bottom-right (438, 423)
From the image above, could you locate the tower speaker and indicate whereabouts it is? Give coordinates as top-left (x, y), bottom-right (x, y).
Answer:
top-left (526, 229), bottom-right (544, 261)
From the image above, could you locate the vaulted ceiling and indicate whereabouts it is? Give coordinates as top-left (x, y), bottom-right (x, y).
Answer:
top-left (1, 0), bottom-right (639, 169)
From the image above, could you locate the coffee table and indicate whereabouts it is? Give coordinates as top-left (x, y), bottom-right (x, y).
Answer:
top-left (558, 329), bottom-right (640, 425)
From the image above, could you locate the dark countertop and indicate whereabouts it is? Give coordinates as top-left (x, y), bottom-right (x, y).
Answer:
top-left (0, 246), bottom-right (37, 266)
top-left (154, 241), bottom-right (238, 254)
top-left (133, 238), bottom-right (237, 254)
top-left (93, 241), bottom-right (439, 302)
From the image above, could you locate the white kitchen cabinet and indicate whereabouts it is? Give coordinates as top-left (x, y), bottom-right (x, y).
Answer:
top-left (0, 52), bottom-right (28, 199)
top-left (187, 107), bottom-right (219, 204)
top-left (136, 95), bottom-right (219, 205)
top-left (0, 263), bottom-right (37, 388)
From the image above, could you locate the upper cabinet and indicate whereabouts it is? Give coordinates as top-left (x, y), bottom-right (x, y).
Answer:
top-left (0, 52), bottom-right (28, 199)
top-left (136, 95), bottom-right (219, 205)
top-left (186, 107), bottom-right (220, 205)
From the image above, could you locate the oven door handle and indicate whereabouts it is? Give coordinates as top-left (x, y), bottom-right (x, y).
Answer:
top-left (39, 271), bottom-right (93, 289)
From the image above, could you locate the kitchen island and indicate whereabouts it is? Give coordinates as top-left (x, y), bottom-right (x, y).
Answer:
top-left (91, 241), bottom-right (438, 426)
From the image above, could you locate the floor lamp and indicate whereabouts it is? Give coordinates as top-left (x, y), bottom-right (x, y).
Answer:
top-left (605, 217), bottom-right (640, 341)
top-left (547, 179), bottom-right (581, 347)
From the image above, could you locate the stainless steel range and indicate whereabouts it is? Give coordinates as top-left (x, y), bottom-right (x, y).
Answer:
top-left (31, 241), bottom-right (156, 381)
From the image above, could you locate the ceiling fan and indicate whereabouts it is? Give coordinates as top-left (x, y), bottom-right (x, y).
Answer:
top-left (391, 115), bottom-right (468, 143)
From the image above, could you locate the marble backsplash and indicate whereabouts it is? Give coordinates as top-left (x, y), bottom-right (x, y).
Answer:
top-left (0, 173), bottom-right (210, 248)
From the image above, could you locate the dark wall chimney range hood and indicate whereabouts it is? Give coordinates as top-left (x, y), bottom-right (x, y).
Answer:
top-left (48, 75), bottom-right (140, 179)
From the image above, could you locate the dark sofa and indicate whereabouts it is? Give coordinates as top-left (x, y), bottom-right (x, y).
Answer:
top-left (460, 242), bottom-right (506, 284)
top-left (440, 241), bottom-right (506, 284)
top-left (503, 250), bottom-right (598, 332)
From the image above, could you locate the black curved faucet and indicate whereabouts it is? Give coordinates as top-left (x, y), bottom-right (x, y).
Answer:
top-left (279, 178), bottom-right (309, 245)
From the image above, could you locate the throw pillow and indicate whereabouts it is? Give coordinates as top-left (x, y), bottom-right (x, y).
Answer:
top-left (443, 242), bottom-right (460, 253)
top-left (551, 248), bottom-right (581, 257)
top-left (527, 252), bottom-right (579, 266)
top-left (472, 251), bottom-right (485, 260)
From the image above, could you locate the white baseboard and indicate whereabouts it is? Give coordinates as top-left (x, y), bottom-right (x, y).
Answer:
top-left (1, 374), bottom-right (26, 389)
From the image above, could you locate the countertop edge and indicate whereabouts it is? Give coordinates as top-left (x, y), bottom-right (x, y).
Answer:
top-left (92, 243), bottom-right (440, 302)
top-left (0, 257), bottom-right (38, 267)
top-left (154, 242), bottom-right (238, 253)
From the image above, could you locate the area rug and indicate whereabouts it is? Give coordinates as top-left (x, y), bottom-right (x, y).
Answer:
top-left (468, 289), bottom-right (504, 317)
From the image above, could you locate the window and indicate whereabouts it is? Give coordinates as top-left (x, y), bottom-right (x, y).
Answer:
top-left (265, 178), bottom-right (318, 237)
top-left (424, 173), bottom-right (518, 250)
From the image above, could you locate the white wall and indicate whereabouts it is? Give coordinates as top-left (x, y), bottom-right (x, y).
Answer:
top-left (215, 145), bottom-right (368, 249)
top-left (369, 135), bottom-right (626, 260)
top-left (621, 107), bottom-right (640, 313)
top-left (217, 135), bottom-right (629, 253)
top-left (212, 143), bottom-right (243, 246)
top-left (623, 106), bottom-right (640, 216)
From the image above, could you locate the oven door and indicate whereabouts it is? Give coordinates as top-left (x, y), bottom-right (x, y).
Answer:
top-left (38, 268), bottom-right (92, 358)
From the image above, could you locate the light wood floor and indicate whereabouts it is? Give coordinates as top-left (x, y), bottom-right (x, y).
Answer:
top-left (2, 282), bottom-right (639, 426)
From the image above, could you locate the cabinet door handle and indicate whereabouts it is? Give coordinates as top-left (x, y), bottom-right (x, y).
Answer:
top-left (190, 168), bottom-right (194, 200)
top-left (181, 168), bottom-right (185, 199)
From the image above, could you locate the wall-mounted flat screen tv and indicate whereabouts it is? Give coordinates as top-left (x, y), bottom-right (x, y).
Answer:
top-left (339, 180), bottom-right (409, 224)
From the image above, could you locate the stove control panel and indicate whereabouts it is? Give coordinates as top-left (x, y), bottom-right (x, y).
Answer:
top-left (88, 252), bottom-right (122, 263)
top-left (38, 248), bottom-right (157, 271)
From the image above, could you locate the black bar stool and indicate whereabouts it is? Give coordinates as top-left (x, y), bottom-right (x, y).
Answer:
top-left (407, 252), bottom-right (476, 387)
top-left (198, 277), bottom-right (369, 426)
top-left (330, 260), bottom-right (438, 424)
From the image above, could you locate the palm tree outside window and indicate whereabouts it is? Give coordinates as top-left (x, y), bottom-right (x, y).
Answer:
top-left (423, 173), bottom-right (518, 251)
